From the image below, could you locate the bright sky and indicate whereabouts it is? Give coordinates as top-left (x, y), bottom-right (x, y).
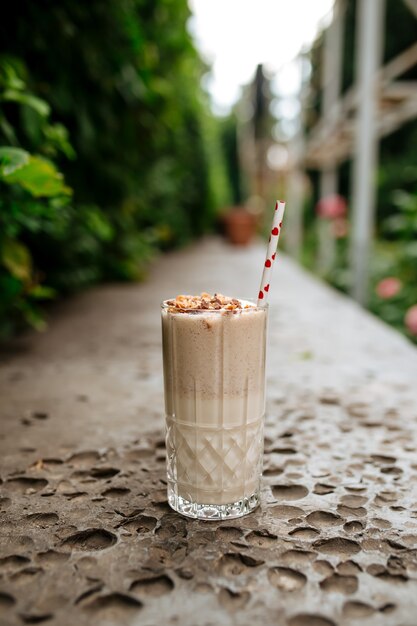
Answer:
top-left (188, 0), bottom-right (334, 114)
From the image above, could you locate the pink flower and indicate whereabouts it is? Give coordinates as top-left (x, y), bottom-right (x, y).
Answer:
top-left (331, 218), bottom-right (349, 238)
top-left (316, 194), bottom-right (347, 219)
top-left (376, 277), bottom-right (402, 299)
top-left (405, 305), bottom-right (417, 336)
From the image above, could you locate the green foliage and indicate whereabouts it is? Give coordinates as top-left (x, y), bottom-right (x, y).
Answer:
top-left (314, 185), bottom-right (417, 343)
top-left (0, 0), bottom-right (231, 338)
top-left (220, 113), bottom-right (245, 205)
top-left (0, 148), bottom-right (71, 197)
top-left (369, 187), bottom-right (417, 341)
top-left (0, 59), bottom-right (76, 335)
top-left (0, 147), bottom-right (29, 175)
top-left (0, 0), bottom-right (229, 232)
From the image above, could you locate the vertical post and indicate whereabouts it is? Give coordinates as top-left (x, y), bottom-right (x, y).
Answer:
top-left (317, 0), bottom-right (345, 274)
top-left (351, 0), bottom-right (385, 304)
top-left (317, 168), bottom-right (338, 274)
top-left (286, 54), bottom-right (308, 261)
top-left (322, 0), bottom-right (344, 119)
top-left (286, 168), bottom-right (304, 260)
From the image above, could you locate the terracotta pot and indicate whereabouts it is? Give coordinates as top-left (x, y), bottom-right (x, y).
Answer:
top-left (223, 208), bottom-right (256, 246)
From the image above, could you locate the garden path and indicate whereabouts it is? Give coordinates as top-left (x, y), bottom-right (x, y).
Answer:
top-left (1, 238), bottom-right (417, 626)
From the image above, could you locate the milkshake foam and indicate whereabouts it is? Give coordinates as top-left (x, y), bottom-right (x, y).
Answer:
top-left (161, 293), bottom-right (267, 507)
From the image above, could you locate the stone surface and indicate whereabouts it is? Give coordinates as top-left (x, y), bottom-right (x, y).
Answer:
top-left (1, 238), bottom-right (417, 626)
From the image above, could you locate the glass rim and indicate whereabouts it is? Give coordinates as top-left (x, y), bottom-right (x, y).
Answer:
top-left (161, 297), bottom-right (268, 312)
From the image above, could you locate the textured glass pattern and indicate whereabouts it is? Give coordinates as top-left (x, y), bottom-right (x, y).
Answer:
top-left (166, 416), bottom-right (263, 505)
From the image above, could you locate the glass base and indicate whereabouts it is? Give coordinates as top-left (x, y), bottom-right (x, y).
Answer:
top-left (167, 487), bottom-right (260, 520)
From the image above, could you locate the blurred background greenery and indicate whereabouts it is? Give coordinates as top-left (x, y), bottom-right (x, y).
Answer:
top-left (0, 0), bottom-right (233, 337)
top-left (1, 0), bottom-right (416, 344)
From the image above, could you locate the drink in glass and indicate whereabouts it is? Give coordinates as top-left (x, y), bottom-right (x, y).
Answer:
top-left (161, 293), bottom-right (267, 520)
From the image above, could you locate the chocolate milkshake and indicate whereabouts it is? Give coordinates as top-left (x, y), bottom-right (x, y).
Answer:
top-left (161, 292), bottom-right (267, 520)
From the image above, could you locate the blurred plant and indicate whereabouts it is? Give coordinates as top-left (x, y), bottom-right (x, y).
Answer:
top-left (0, 57), bottom-right (74, 335)
top-left (375, 277), bottom-right (402, 300)
top-left (405, 305), bottom-right (417, 337)
top-left (316, 195), bottom-right (347, 219)
top-left (0, 1), bottom-right (230, 243)
top-left (331, 217), bottom-right (349, 239)
top-left (220, 113), bottom-right (245, 205)
top-left (368, 186), bottom-right (417, 342)
top-left (0, 1), bottom-right (231, 338)
top-left (383, 189), bottom-right (417, 240)
top-left (0, 57), bottom-right (155, 336)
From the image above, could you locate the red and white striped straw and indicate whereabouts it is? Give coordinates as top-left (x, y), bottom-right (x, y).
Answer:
top-left (257, 200), bottom-right (286, 306)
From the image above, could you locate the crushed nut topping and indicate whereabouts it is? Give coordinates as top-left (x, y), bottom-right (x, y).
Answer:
top-left (165, 293), bottom-right (253, 313)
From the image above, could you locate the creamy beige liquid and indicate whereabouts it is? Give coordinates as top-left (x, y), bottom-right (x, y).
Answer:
top-left (162, 302), bottom-right (267, 505)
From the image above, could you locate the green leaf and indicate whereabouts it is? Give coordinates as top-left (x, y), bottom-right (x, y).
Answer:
top-left (0, 116), bottom-right (18, 144)
top-left (1, 89), bottom-right (50, 117)
top-left (404, 241), bottom-right (417, 259)
top-left (0, 146), bottom-right (29, 176)
top-left (2, 154), bottom-right (72, 197)
top-left (85, 208), bottom-right (114, 241)
top-left (29, 285), bottom-right (56, 299)
top-left (1, 238), bottom-right (32, 281)
top-left (43, 123), bottom-right (76, 160)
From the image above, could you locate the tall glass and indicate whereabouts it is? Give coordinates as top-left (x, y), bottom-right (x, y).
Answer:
top-left (161, 299), bottom-right (268, 520)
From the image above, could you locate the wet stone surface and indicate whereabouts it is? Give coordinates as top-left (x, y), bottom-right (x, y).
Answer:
top-left (1, 239), bottom-right (417, 625)
top-left (1, 423), bottom-right (417, 626)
